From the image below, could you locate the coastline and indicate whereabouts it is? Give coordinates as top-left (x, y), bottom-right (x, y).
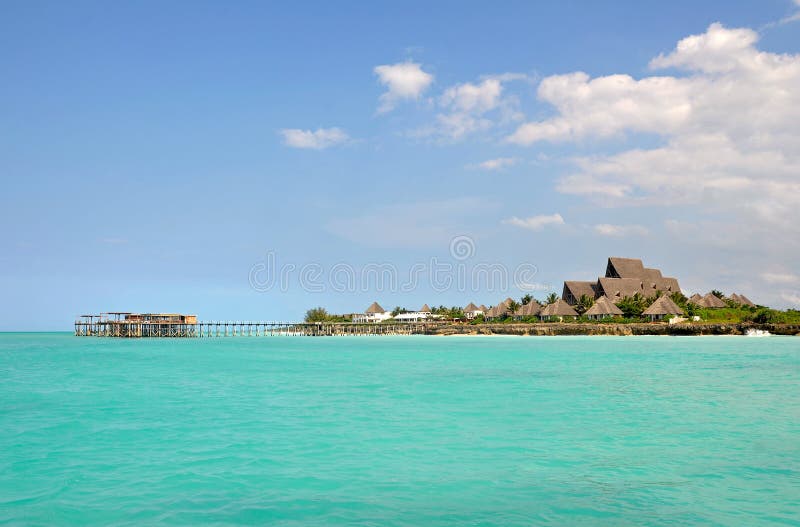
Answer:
top-left (422, 322), bottom-right (800, 337)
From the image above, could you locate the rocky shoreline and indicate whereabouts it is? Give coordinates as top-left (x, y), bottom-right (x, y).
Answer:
top-left (423, 322), bottom-right (800, 336)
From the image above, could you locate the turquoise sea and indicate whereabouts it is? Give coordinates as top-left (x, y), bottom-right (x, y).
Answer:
top-left (1, 333), bottom-right (798, 526)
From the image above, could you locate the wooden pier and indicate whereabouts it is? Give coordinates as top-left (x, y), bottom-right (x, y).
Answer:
top-left (74, 313), bottom-right (427, 338)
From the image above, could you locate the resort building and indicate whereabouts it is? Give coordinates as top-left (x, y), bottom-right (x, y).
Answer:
top-left (513, 300), bottom-right (542, 320)
top-left (642, 296), bottom-right (684, 321)
top-left (584, 296), bottom-right (623, 320)
top-left (694, 293), bottom-right (727, 309)
top-left (485, 298), bottom-right (515, 321)
top-left (728, 293), bottom-right (755, 307)
top-left (463, 302), bottom-right (484, 319)
top-left (394, 304), bottom-right (436, 322)
top-left (562, 257), bottom-right (681, 305)
top-left (353, 302), bottom-right (393, 323)
top-left (539, 299), bottom-right (578, 321)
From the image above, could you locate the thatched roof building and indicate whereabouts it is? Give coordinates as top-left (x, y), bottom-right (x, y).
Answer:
top-left (464, 302), bottom-right (479, 312)
top-left (642, 296), bottom-right (684, 320)
top-left (562, 281), bottom-right (599, 305)
top-left (689, 293), bottom-right (704, 304)
top-left (699, 293), bottom-right (727, 309)
top-left (514, 301), bottom-right (542, 318)
top-left (365, 302), bottom-right (385, 314)
top-left (540, 299), bottom-right (578, 319)
top-left (419, 304), bottom-right (431, 313)
top-left (585, 296), bottom-right (623, 319)
top-left (563, 257), bottom-right (681, 306)
top-left (728, 293), bottom-right (755, 307)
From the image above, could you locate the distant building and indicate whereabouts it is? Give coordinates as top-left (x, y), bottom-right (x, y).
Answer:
top-left (562, 257), bottom-right (681, 305)
top-left (353, 302), bottom-right (393, 323)
top-left (463, 302), bottom-right (484, 319)
top-left (584, 296), bottom-right (623, 320)
top-left (642, 295), bottom-right (684, 321)
top-left (539, 299), bottom-right (578, 321)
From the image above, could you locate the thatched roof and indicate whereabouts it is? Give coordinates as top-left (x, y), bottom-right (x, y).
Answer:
top-left (689, 293), bottom-right (703, 304)
top-left (494, 302), bottom-right (510, 316)
top-left (479, 305), bottom-right (488, 312)
top-left (562, 281), bottom-right (598, 304)
top-left (643, 295), bottom-right (684, 316)
top-left (540, 299), bottom-right (578, 317)
top-left (515, 301), bottom-right (542, 317)
top-left (419, 304), bottom-right (431, 313)
top-left (585, 295), bottom-right (623, 317)
top-left (606, 257), bottom-right (645, 278)
top-left (365, 302), bottom-right (385, 314)
top-left (502, 297), bottom-right (514, 306)
top-left (728, 293), bottom-right (755, 307)
top-left (464, 302), bottom-right (479, 312)
top-left (702, 293), bottom-right (727, 308)
top-left (597, 277), bottom-right (643, 299)
top-left (643, 268), bottom-right (663, 281)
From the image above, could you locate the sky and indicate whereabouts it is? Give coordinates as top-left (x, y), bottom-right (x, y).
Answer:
top-left (2, 0), bottom-right (799, 329)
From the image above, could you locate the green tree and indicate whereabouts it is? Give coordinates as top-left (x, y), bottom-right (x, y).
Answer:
top-left (711, 289), bottom-right (725, 299)
top-left (507, 300), bottom-right (521, 317)
top-left (391, 306), bottom-right (408, 317)
top-left (575, 294), bottom-right (594, 315)
top-left (304, 307), bottom-right (330, 323)
top-left (545, 293), bottom-right (559, 305)
top-left (521, 294), bottom-right (533, 306)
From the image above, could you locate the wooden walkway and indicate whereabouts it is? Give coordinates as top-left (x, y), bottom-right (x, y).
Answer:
top-left (74, 321), bottom-right (428, 338)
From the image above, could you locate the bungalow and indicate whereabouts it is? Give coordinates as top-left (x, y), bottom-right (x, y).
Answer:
top-left (513, 300), bottom-right (542, 320)
top-left (584, 296), bottom-right (623, 320)
top-left (539, 299), bottom-right (578, 321)
top-left (463, 302), bottom-right (484, 319)
top-left (352, 302), bottom-right (393, 323)
top-left (642, 295), bottom-right (684, 321)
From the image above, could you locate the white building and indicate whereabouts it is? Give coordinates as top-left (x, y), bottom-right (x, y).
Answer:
top-left (352, 302), bottom-right (393, 323)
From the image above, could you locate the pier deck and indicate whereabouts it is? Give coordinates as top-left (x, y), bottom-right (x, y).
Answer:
top-left (75, 318), bottom-right (427, 337)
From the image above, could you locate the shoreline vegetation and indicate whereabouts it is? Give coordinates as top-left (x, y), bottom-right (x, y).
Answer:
top-left (305, 292), bottom-right (800, 337)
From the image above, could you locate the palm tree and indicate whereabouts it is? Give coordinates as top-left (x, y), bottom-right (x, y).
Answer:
top-left (545, 292), bottom-right (558, 305)
top-left (507, 300), bottom-right (521, 318)
top-left (520, 294), bottom-right (533, 306)
top-left (576, 294), bottom-right (594, 315)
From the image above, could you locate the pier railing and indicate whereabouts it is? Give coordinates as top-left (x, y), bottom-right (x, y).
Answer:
top-left (74, 320), bottom-right (428, 338)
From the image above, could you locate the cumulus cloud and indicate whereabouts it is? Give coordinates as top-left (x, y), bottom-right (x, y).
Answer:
top-left (593, 224), bottom-right (649, 237)
top-left (280, 127), bottom-right (350, 149)
top-left (374, 61), bottom-right (434, 113)
top-left (504, 213), bottom-right (565, 231)
top-left (415, 75), bottom-right (526, 141)
top-left (470, 157), bottom-right (518, 171)
top-left (781, 292), bottom-right (800, 306)
top-left (505, 22), bottom-right (800, 307)
top-left (761, 272), bottom-right (800, 285)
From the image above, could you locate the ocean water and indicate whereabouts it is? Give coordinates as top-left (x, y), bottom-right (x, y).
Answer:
top-left (0, 334), bottom-right (798, 526)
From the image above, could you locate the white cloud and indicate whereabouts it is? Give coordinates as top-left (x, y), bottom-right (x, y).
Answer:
top-left (415, 76), bottom-right (525, 141)
top-left (441, 79), bottom-right (502, 114)
top-left (761, 272), bottom-right (800, 285)
top-left (280, 127), bottom-right (349, 149)
top-left (503, 213), bottom-right (565, 231)
top-left (780, 291), bottom-right (800, 306)
top-left (593, 224), bottom-right (649, 237)
top-left (504, 22), bottom-right (800, 307)
top-left (374, 61), bottom-right (434, 113)
top-left (471, 157), bottom-right (518, 171)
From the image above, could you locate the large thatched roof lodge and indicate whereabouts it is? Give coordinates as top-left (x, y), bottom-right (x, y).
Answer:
top-left (563, 257), bottom-right (681, 305)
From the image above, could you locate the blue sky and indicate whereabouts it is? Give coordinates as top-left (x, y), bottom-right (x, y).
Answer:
top-left (2, 1), bottom-right (800, 329)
